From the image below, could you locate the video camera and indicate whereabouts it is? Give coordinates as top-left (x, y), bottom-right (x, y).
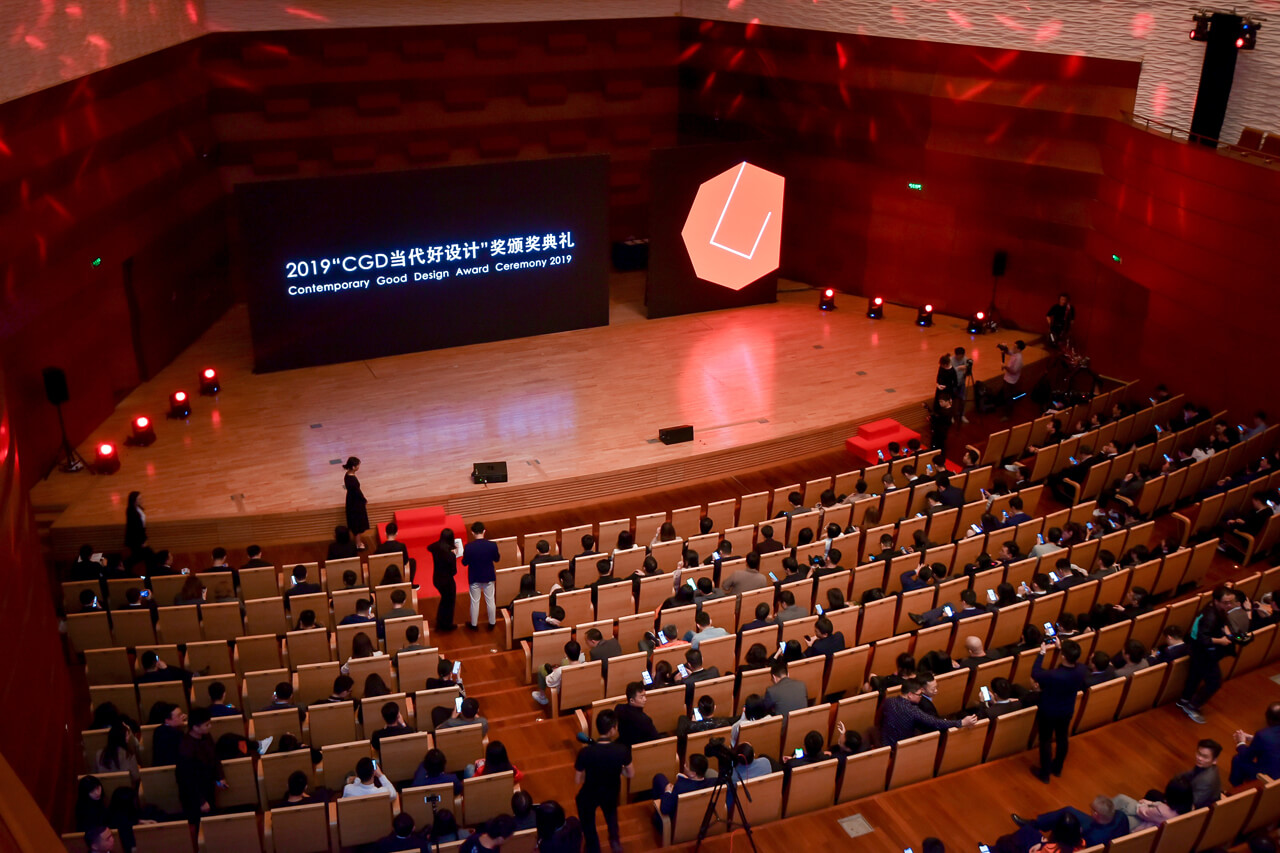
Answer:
top-left (705, 737), bottom-right (737, 778)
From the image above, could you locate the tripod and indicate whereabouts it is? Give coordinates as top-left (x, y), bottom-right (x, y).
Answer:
top-left (693, 770), bottom-right (758, 853)
top-left (52, 400), bottom-right (85, 475)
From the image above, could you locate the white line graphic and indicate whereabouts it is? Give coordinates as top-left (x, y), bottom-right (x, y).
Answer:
top-left (708, 162), bottom-right (772, 260)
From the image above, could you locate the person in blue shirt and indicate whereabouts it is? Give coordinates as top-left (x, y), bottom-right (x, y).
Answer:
top-left (462, 521), bottom-right (500, 630)
top-left (411, 747), bottom-right (463, 794)
top-left (1230, 702), bottom-right (1280, 786)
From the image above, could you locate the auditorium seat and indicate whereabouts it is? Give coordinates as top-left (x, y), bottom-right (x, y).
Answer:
top-left (332, 794), bottom-right (393, 849)
top-left (837, 746), bottom-right (891, 803)
top-left (432, 723), bottom-right (485, 773)
top-left (134, 820), bottom-right (194, 853)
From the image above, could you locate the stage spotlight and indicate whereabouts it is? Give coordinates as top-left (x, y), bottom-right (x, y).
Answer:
top-left (916, 303), bottom-right (934, 327)
top-left (1237, 20), bottom-right (1259, 49)
top-left (1190, 12), bottom-right (1212, 41)
top-left (93, 441), bottom-right (120, 474)
top-left (967, 310), bottom-right (987, 334)
top-left (128, 415), bottom-right (156, 447)
top-left (200, 367), bottom-right (220, 396)
top-left (819, 288), bottom-right (837, 311)
top-left (867, 296), bottom-right (884, 319)
top-left (169, 390), bottom-right (191, 419)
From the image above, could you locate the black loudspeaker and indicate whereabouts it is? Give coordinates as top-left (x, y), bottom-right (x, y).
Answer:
top-left (471, 461), bottom-right (508, 484)
top-left (991, 250), bottom-right (1008, 278)
top-left (659, 424), bottom-right (694, 445)
top-left (42, 367), bottom-right (69, 406)
top-left (1190, 13), bottom-right (1241, 147)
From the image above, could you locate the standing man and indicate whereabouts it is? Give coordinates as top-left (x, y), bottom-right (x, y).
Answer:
top-left (1046, 292), bottom-right (1075, 348)
top-left (175, 707), bottom-right (226, 823)
top-left (953, 346), bottom-right (973, 424)
top-left (998, 340), bottom-right (1026, 421)
top-left (462, 521), bottom-right (500, 630)
top-left (1178, 586), bottom-right (1235, 724)
top-left (1030, 637), bottom-right (1087, 783)
top-left (929, 393), bottom-right (954, 455)
top-left (575, 709), bottom-right (633, 853)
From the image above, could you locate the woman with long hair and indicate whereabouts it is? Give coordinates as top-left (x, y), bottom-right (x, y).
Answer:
top-left (342, 457), bottom-right (370, 551)
top-left (75, 775), bottom-right (107, 831)
top-left (340, 632), bottom-right (382, 675)
top-left (471, 740), bottom-right (523, 788)
top-left (327, 525), bottom-right (358, 561)
top-left (174, 575), bottom-right (206, 606)
top-left (428, 527), bottom-right (462, 632)
top-left (94, 720), bottom-right (141, 783)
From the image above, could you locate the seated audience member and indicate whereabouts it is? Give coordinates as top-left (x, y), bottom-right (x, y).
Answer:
top-left (370, 701), bottom-right (414, 751)
top-left (340, 631), bottom-right (384, 675)
top-left (339, 598), bottom-right (377, 627)
top-left (693, 576), bottom-right (725, 604)
top-left (94, 720), bottom-right (141, 783)
top-left (651, 753), bottom-right (715, 816)
top-left (825, 587), bottom-right (849, 612)
top-left (412, 748), bottom-right (463, 793)
top-left (511, 791), bottom-right (537, 831)
top-left (241, 544), bottom-right (271, 569)
top-left (742, 644), bottom-right (771, 670)
top-left (137, 650), bottom-right (196, 688)
top-left (684, 610), bottom-right (730, 649)
top-left (676, 695), bottom-right (737, 744)
top-left (1171, 739), bottom-right (1222, 808)
top-left (804, 616), bottom-right (846, 657)
top-left (584, 627), bottom-right (624, 670)
top-left (763, 660), bottom-right (809, 717)
top-left (739, 602), bottom-right (773, 633)
top-left (722, 551), bottom-right (770, 595)
top-left (1109, 778), bottom-right (1194, 830)
top-left (773, 590), bottom-right (808, 623)
top-left (1085, 651), bottom-right (1118, 686)
top-left (732, 742), bottom-right (775, 783)
top-left (206, 682), bottom-right (239, 718)
top-left (754, 525), bottom-right (785, 554)
top-left (430, 810), bottom-right (463, 845)
top-left (1148, 626), bottom-right (1189, 665)
top-left (260, 681), bottom-right (300, 713)
top-left (532, 605), bottom-right (566, 633)
top-left (1230, 702), bottom-right (1280, 786)
top-left (1113, 640), bottom-right (1150, 677)
top-left (395, 625), bottom-right (427, 659)
top-left (343, 757), bottom-right (397, 800)
top-left (866, 653), bottom-right (917, 693)
top-left (282, 770), bottom-right (315, 806)
top-left (374, 812), bottom-right (422, 852)
top-left (294, 609), bottom-right (319, 631)
top-left (206, 547), bottom-right (234, 574)
top-left (879, 677), bottom-right (978, 747)
top-left (383, 588), bottom-right (415, 621)
top-left (314, 675), bottom-right (355, 705)
top-left (1009, 796), bottom-right (1129, 849)
top-left (340, 570), bottom-right (360, 590)
top-left (614, 682), bottom-right (660, 746)
top-left (978, 677), bottom-right (1025, 718)
top-left (470, 741), bottom-right (523, 787)
top-left (460, 814), bottom-right (517, 853)
top-left (782, 730), bottom-right (834, 777)
top-left (327, 526), bottom-right (359, 561)
top-left (438, 697), bottom-right (489, 736)
top-left (675, 648), bottom-right (720, 693)
top-left (829, 721), bottom-right (864, 756)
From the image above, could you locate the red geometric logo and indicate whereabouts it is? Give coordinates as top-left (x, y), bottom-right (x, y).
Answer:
top-left (681, 161), bottom-right (785, 291)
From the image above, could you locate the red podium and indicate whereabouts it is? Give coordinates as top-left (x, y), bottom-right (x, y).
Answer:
top-left (844, 418), bottom-right (921, 465)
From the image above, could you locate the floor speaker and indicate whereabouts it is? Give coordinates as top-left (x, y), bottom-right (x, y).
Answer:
top-left (42, 367), bottom-right (69, 406)
top-left (659, 424), bottom-right (694, 445)
top-left (471, 461), bottom-right (508, 484)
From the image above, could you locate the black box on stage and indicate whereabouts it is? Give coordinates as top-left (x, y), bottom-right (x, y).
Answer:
top-left (471, 461), bottom-right (508, 484)
top-left (659, 425), bottom-right (694, 445)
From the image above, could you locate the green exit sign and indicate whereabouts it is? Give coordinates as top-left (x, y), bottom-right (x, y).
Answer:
top-left (907, 182), bottom-right (923, 191)
top-left (1111, 254), bottom-right (1122, 263)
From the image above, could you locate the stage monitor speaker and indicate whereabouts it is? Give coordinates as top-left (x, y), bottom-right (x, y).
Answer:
top-left (42, 367), bottom-right (69, 406)
top-left (659, 424), bottom-right (694, 445)
top-left (991, 251), bottom-right (1008, 278)
top-left (471, 461), bottom-right (508, 484)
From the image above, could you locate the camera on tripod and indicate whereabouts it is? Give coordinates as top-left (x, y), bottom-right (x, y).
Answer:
top-left (704, 737), bottom-right (737, 778)
top-left (996, 343), bottom-right (1010, 356)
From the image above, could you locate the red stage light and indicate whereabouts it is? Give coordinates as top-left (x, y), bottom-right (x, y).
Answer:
top-left (135, 416), bottom-right (149, 429)
top-left (129, 414), bottom-right (157, 446)
top-left (200, 366), bottom-right (220, 396)
top-left (1190, 29), bottom-right (1197, 38)
top-left (924, 304), bottom-right (933, 313)
top-left (99, 443), bottom-right (114, 456)
top-left (1236, 37), bottom-right (1245, 47)
top-left (976, 311), bottom-right (985, 320)
top-left (824, 289), bottom-right (834, 297)
top-left (874, 297), bottom-right (883, 305)
top-left (93, 441), bottom-right (120, 473)
top-left (169, 390), bottom-right (192, 419)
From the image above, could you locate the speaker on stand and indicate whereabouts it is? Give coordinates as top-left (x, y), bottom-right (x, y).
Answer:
top-left (986, 250), bottom-right (1008, 330)
top-left (42, 367), bottom-right (86, 475)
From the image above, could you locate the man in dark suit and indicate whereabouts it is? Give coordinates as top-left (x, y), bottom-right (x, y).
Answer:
top-left (369, 701), bottom-right (415, 751)
top-left (1230, 702), bottom-right (1280, 786)
top-left (373, 813), bottom-right (421, 852)
top-left (568, 534), bottom-right (599, 578)
top-left (803, 617), bottom-right (845, 658)
top-left (240, 545), bottom-right (272, 569)
top-left (589, 559), bottom-right (625, 607)
top-left (763, 659), bottom-right (809, 717)
top-left (613, 682), bottom-right (660, 746)
top-left (1030, 637), bottom-right (1087, 782)
top-left (1002, 495), bottom-right (1032, 527)
top-left (676, 648), bottom-right (719, 702)
top-left (136, 650), bottom-right (196, 689)
top-left (738, 602), bottom-right (773, 634)
top-left (151, 703), bottom-right (188, 766)
top-left (937, 474), bottom-right (965, 508)
top-left (753, 525), bottom-right (785, 555)
top-left (283, 565), bottom-right (322, 604)
top-left (374, 521), bottom-right (416, 587)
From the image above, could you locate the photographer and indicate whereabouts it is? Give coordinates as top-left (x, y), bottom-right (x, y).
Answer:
top-left (996, 340), bottom-right (1026, 421)
top-left (1030, 637), bottom-right (1088, 783)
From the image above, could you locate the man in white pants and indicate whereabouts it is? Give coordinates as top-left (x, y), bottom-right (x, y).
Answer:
top-left (462, 521), bottom-right (500, 630)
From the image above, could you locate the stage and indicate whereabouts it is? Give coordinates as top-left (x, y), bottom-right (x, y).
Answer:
top-left (33, 275), bottom-right (1046, 556)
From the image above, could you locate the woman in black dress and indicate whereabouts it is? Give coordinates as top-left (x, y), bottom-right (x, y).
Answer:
top-left (428, 528), bottom-right (462, 631)
top-left (124, 491), bottom-right (149, 569)
top-left (342, 457), bottom-right (370, 551)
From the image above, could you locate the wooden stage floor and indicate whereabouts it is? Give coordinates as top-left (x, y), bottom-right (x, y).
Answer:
top-left (33, 276), bottom-right (1046, 555)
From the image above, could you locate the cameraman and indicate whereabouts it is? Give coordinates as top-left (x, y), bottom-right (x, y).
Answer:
top-left (996, 340), bottom-right (1026, 421)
